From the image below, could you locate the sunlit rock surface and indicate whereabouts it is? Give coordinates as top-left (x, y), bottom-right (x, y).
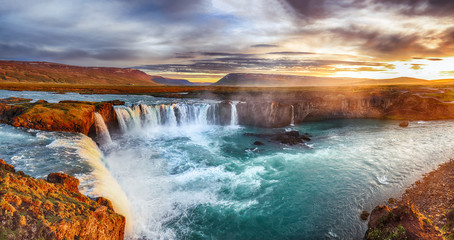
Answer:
top-left (0, 99), bottom-right (119, 135)
top-left (0, 159), bottom-right (125, 240)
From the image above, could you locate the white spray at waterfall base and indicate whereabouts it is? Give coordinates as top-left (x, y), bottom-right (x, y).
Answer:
top-left (76, 135), bottom-right (133, 235)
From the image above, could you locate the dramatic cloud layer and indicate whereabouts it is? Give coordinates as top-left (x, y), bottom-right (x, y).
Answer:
top-left (1, 0), bottom-right (453, 81)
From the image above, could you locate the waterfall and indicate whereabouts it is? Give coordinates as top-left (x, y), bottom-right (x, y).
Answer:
top-left (94, 112), bottom-right (112, 146)
top-left (141, 104), bottom-right (161, 126)
top-left (114, 108), bottom-right (129, 131)
top-left (75, 135), bottom-right (132, 235)
top-left (165, 104), bottom-right (178, 126)
top-left (230, 101), bottom-right (239, 126)
top-left (113, 102), bottom-right (220, 133)
top-left (290, 105), bottom-right (295, 126)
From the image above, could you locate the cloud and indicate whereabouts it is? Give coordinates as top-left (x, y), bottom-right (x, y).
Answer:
top-left (371, 0), bottom-right (454, 16)
top-left (267, 51), bottom-right (316, 55)
top-left (326, 25), bottom-right (454, 60)
top-left (0, 0), bottom-right (453, 78)
top-left (200, 52), bottom-right (256, 57)
top-left (251, 44), bottom-right (279, 48)
top-left (440, 70), bottom-right (454, 76)
top-left (281, 0), bottom-right (327, 20)
top-left (137, 56), bottom-right (395, 74)
top-left (410, 64), bottom-right (424, 70)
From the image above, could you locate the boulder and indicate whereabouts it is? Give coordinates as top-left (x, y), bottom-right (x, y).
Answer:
top-left (399, 121), bottom-right (409, 127)
top-left (360, 210), bottom-right (370, 221)
top-left (47, 173), bottom-right (80, 193)
top-left (245, 130), bottom-right (311, 146)
top-left (365, 204), bottom-right (442, 240)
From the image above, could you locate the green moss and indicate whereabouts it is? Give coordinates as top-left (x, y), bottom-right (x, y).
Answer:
top-left (368, 225), bottom-right (406, 240)
top-left (445, 233), bottom-right (454, 240)
top-left (388, 225), bottom-right (406, 239)
top-left (368, 229), bottom-right (386, 240)
top-left (45, 214), bottom-right (61, 223)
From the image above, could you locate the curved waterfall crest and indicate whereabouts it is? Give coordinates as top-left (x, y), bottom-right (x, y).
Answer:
top-left (114, 102), bottom-right (239, 132)
top-left (76, 135), bottom-right (133, 234)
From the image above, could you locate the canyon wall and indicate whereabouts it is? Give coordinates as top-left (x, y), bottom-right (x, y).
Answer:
top-left (219, 92), bottom-right (454, 127)
top-left (2, 91), bottom-right (454, 133)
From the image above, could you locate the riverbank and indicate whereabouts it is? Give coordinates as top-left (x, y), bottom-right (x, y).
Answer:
top-left (366, 159), bottom-right (454, 239)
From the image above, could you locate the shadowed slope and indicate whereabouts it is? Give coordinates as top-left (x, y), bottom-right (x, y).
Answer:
top-left (0, 60), bottom-right (160, 85)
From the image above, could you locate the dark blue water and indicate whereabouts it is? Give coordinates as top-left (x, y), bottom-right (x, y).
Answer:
top-left (1, 90), bottom-right (454, 239)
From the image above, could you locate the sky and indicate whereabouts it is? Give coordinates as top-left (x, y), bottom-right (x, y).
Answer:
top-left (1, 0), bottom-right (454, 82)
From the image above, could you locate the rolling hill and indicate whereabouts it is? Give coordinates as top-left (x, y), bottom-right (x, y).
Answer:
top-left (150, 76), bottom-right (194, 86)
top-left (0, 60), bottom-right (160, 85)
top-left (213, 73), bottom-right (432, 87)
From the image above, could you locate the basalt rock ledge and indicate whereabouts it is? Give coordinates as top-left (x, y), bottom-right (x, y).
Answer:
top-left (0, 98), bottom-right (121, 136)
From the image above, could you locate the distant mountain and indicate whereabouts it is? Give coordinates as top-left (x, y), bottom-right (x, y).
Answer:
top-left (0, 60), bottom-right (160, 85)
top-left (356, 77), bottom-right (429, 85)
top-left (150, 76), bottom-right (195, 86)
top-left (213, 73), bottom-right (431, 87)
top-left (213, 73), bottom-right (368, 86)
top-left (433, 79), bottom-right (454, 84)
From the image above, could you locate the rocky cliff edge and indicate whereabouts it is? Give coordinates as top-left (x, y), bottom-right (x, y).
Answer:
top-left (0, 159), bottom-right (125, 240)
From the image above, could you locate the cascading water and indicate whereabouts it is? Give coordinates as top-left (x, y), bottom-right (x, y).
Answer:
top-left (290, 105), bottom-right (295, 126)
top-left (230, 101), bottom-right (239, 126)
top-left (75, 135), bottom-right (133, 234)
top-left (94, 112), bottom-right (112, 146)
top-left (114, 102), bottom-right (219, 132)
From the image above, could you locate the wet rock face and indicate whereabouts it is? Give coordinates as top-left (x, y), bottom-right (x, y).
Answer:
top-left (237, 101), bottom-right (293, 128)
top-left (220, 91), bottom-right (454, 127)
top-left (0, 159), bottom-right (125, 240)
top-left (365, 204), bottom-right (442, 240)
